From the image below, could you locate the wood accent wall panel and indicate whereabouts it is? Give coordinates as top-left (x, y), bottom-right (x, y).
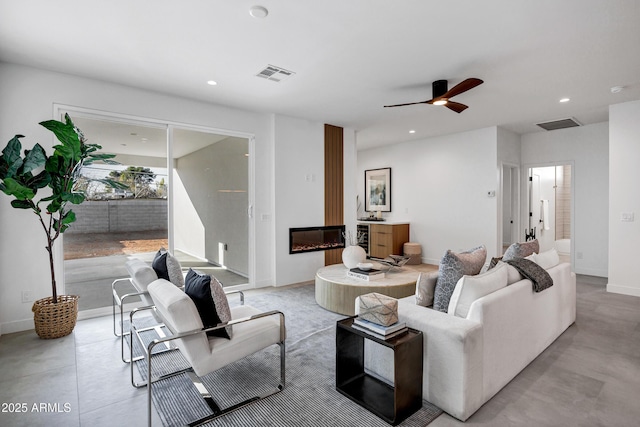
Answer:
top-left (325, 124), bottom-right (344, 266)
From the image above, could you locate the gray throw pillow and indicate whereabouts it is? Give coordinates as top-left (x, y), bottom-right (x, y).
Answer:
top-left (415, 271), bottom-right (438, 307)
top-left (433, 245), bottom-right (487, 312)
top-left (502, 239), bottom-right (539, 261)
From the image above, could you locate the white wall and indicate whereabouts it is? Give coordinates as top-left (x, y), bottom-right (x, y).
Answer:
top-left (608, 100), bottom-right (640, 296)
top-left (0, 63), bottom-right (275, 334)
top-left (521, 122), bottom-right (609, 277)
top-left (273, 115), bottom-right (325, 285)
top-left (357, 127), bottom-right (500, 264)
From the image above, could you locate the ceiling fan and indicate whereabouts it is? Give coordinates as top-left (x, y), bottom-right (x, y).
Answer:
top-left (384, 78), bottom-right (484, 113)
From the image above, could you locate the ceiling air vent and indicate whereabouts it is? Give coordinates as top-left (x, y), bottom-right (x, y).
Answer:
top-left (536, 117), bottom-right (582, 131)
top-left (256, 65), bottom-right (295, 82)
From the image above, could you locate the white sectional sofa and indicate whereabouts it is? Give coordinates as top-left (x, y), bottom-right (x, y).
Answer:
top-left (363, 261), bottom-right (576, 421)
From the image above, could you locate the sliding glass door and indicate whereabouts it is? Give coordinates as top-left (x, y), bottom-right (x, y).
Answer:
top-left (57, 107), bottom-right (253, 314)
top-left (171, 127), bottom-right (249, 286)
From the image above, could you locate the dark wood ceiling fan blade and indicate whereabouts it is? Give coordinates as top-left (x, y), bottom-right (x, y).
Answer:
top-left (445, 101), bottom-right (468, 113)
top-left (383, 100), bottom-right (429, 108)
top-left (443, 78), bottom-right (483, 99)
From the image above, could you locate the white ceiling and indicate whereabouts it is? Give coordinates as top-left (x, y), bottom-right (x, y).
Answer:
top-left (1, 1), bottom-right (639, 150)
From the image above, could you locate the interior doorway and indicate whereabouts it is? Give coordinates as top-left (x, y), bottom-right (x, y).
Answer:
top-left (527, 164), bottom-right (572, 264)
top-left (501, 164), bottom-right (519, 251)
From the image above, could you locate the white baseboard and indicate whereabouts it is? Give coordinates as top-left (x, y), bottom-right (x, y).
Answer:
top-left (606, 283), bottom-right (640, 297)
top-left (574, 266), bottom-right (607, 277)
top-left (0, 318), bottom-right (35, 335)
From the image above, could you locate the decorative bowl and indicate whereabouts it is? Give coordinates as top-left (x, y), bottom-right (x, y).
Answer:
top-left (357, 262), bottom-right (374, 271)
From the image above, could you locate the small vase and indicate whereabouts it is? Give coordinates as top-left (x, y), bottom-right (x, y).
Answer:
top-left (342, 245), bottom-right (367, 269)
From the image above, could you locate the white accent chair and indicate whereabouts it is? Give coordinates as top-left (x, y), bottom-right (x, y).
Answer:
top-left (130, 278), bottom-right (285, 427)
top-left (112, 258), bottom-right (163, 362)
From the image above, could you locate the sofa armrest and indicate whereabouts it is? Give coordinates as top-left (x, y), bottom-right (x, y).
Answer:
top-left (398, 296), bottom-right (484, 421)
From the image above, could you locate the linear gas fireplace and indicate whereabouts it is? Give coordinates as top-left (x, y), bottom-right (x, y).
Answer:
top-left (289, 225), bottom-right (345, 254)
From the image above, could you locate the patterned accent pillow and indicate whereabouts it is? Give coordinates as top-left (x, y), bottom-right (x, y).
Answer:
top-left (152, 248), bottom-right (184, 287)
top-left (502, 239), bottom-right (539, 261)
top-left (184, 269), bottom-right (232, 339)
top-left (433, 245), bottom-right (487, 312)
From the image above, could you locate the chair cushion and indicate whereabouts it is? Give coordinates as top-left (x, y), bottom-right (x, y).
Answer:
top-left (201, 305), bottom-right (282, 375)
top-left (433, 245), bottom-right (487, 312)
top-left (152, 248), bottom-right (184, 287)
top-left (448, 262), bottom-right (508, 318)
top-left (125, 258), bottom-right (158, 292)
top-left (184, 269), bottom-right (232, 339)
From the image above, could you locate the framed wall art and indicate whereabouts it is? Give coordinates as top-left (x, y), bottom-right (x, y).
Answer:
top-left (365, 167), bottom-right (391, 212)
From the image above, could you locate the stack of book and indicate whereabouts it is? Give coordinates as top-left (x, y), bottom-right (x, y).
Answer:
top-left (351, 317), bottom-right (408, 340)
top-left (347, 267), bottom-right (385, 281)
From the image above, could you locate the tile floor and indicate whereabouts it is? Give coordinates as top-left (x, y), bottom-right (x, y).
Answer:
top-left (1, 275), bottom-right (639, 426)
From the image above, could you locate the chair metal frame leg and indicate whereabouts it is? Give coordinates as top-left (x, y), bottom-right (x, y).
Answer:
top-left (130, 307), bottom-right (285, 427)
top-left (113, 278), bottom-right (171, 363)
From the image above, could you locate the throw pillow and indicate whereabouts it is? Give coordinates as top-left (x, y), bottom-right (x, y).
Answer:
top-left (152, 248), bottom-right (184, 287)
top-left (488, 256), bottom-right (502, 270)
top-left (448, 262), bottom-right (509, 318)
top-left (532, 248), bottom-right (560, 270)
top-left (184, 269), bottom-right (232, 339)
top-left (415, 271), bottom-right (438, 307)
top-left (502, 239), bottom-right (539, 261)
top-left (152, 248), bottom-right (169, 280)
top-left (433, 245), bottom-right (487, 312)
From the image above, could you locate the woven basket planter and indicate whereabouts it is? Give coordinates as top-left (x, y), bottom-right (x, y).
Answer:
top-left (32, 295), bottom-right (79, 339)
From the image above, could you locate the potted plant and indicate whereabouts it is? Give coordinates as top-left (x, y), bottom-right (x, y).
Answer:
top-left (0, 114), bottom-right (124, 338)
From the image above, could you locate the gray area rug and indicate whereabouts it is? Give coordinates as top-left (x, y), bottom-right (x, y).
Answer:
top-left (132, 284), bottom-right (442, 426)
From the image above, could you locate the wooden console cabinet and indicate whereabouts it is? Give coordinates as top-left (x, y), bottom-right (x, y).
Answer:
top-left (359, 222), bottom-right (409, 259)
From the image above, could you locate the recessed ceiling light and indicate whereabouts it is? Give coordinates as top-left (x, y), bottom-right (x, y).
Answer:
top-left (207, 80), bottom-right (217, 86)
top-left (249, 5), bottom-right (268, 18)
top-left (559, 98), bottom-right (570, 103)
top-left (409, 130), bottom-right (416, 134)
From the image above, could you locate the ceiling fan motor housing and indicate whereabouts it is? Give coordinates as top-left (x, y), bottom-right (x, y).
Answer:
top-left (433, 80), bottom-right (448, 98)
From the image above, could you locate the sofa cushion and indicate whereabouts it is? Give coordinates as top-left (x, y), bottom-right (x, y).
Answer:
top-left (448, 262), bottom-right (509, 318)
top-left (415, 271), bottom-right (438, 307)
top-left (184, 269), bottom-right (232, 339)
top-left (152, 248), bottom-right (184, 287)
top-left (501, 261), bottom-right (523, 285)
top-left (433, 245), bottom-right (487, 312)
top-left (532, 248), bottom-right (561, 270)
top-left (502, 239), bottom-right (539, 261)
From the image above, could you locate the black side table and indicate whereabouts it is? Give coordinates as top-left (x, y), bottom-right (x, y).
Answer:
top-left (336, 316), bottom-right (423, 425)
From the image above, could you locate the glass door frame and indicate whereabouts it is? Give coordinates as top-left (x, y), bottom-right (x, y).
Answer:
top-left (53, 104), bottom-right (256, 296)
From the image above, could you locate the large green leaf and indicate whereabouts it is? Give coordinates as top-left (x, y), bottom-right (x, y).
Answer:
top-left (10, 199), bottom-right (33, 209)
top-left (62, 192), bottom-right (85, 204)
top-left (2, 136), bottom-right (24, 178)
top-left (1, 135), bottom-right (23, 166)
top-left (22, 143), bottom-right (47, 174)
top-left (40, 117), bottom-right (81, 162)
top-left (61, 209), bottom-right (76, 225)
top-left (26, 170), bottom-right (51, 189)
top-left (1, 177), bottom-right (35, 200)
